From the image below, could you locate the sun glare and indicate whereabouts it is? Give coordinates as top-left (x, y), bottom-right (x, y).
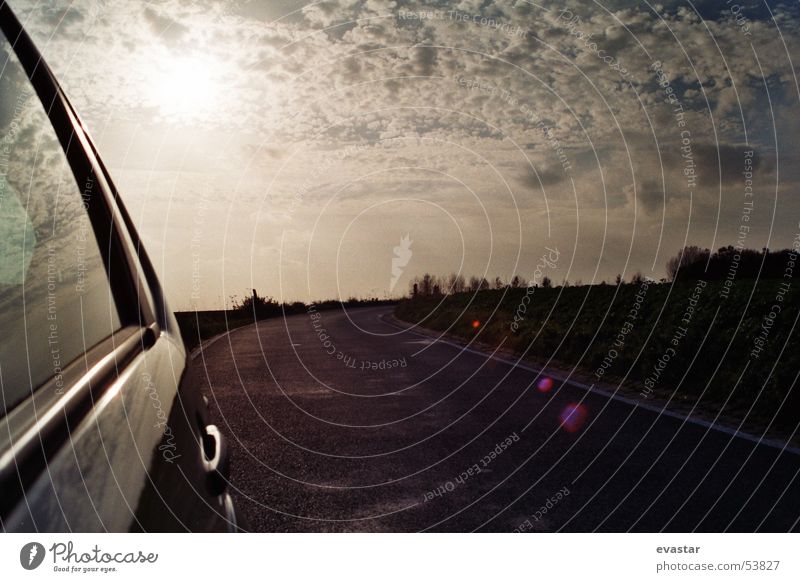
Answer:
top-left (147, 53), bottom-right (222, 121)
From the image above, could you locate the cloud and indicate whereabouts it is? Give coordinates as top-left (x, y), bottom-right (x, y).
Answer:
top-left (624, 179), bottom-right (665, 213)
top-left (517, 164), bottom-right (568, 189)
top-left (412, 45), bottom-right (438, 76)
top-left (694, 143), bottom-right (767, 186)
top-left (143, 7), bottom-right (189, 42)
top-left (11, 0), bottom-right (799, 301)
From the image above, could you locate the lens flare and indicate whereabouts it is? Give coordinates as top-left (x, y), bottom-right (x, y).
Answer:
top-left (471, 320), bottom-right (481, 329)
top-left (559, 403), bottom-right (588, 433)
top-left (536, 377), bottom-right (554, 392)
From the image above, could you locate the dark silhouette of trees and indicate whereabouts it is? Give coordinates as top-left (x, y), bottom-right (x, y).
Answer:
top-left (409, 272), bottom-right (510, 297)
top-left (447, 273), bottom-right (466, 294)
top-left (666, 245), bottom-right (709, 281)
top-left (666, 245), bottom-right (795, 282)
top-left (405, 243), bottom-right (797, 299)
top-left (421, 273), bottom-right (433, 295)
top-left (231, 290), bottom-right (280, 317)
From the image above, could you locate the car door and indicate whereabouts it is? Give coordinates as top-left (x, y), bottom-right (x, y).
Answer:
top-left (0, 3), bottom-right (235, 532)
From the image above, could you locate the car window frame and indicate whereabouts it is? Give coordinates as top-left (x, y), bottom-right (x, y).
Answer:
top-left (0, 2), bottom-right (159, 517)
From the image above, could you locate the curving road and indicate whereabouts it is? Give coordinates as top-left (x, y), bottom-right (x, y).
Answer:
top-left (196, 306), bottom-right (800, 532)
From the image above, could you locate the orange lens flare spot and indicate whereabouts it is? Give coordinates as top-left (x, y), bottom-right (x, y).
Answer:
top-left (471, 320), bottom-right (481, 328)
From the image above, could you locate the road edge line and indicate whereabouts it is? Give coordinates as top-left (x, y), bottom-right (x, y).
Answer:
top-left (380, 312), bottom-right (800, 457)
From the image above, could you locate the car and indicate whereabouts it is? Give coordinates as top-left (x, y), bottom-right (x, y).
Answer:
top-left (0, 2), bottom-right (237, 532)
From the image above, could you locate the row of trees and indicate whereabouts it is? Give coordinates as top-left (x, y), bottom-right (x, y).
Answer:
top-left (406, 273), bottom-right (662, 297)
top-left (409, 273), bottom-right (554, 297)
top-left (666, 245), bottom-right (797, 281)
top-left (407, 245), bottom-right (795, 298)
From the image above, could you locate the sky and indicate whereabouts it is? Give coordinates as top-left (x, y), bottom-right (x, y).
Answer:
top-left (8, 0), bottom-right (800, 309)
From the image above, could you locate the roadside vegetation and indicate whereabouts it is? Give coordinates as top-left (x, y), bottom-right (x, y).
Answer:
top-left (175, 292), bottom-right (395, 351)
top-left (395, 246), bottom-right (800, 433)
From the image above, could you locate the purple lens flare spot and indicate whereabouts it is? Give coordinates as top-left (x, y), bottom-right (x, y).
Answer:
top-left (559, 403), bottom-right (588, 433)
top-left (537, 377), bottom-right (554, 392)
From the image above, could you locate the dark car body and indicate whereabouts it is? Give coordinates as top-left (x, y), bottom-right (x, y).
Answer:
top-left (0, 2), bottom-right (236, 532)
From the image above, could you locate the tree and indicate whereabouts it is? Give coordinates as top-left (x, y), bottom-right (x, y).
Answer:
top-left (541, 276), bottom-right (552, 289)
top-left (665, 246), bottom-right (709, 281)
top-left (447, 273), bottom-right (466, 294)
top-left (494, 276), bottom-right (504, 289)
top-left (421, 273), bottom-right (433, 296)
top-left (615, 273), bottom-right (622, 286)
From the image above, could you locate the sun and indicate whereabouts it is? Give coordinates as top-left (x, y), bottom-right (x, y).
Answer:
top-left (147, 53), bottom-right (222, 121)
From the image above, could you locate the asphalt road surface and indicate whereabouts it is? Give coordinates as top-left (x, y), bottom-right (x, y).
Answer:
top-left (198, 306), bottom-right (800, 532)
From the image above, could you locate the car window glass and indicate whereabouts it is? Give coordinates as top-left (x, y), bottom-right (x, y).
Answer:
top-left (0, 32), bottom-right (121, 417)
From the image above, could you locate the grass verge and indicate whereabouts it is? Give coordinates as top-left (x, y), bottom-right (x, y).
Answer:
top-left (395, 280), bottom-right (799, 439)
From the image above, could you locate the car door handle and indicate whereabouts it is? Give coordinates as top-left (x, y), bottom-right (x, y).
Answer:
top-left (202, 424), bottom-right (229, 497)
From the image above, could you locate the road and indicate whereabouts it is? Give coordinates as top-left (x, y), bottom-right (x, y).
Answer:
top-left (196, 306), bottom-right (800, 532)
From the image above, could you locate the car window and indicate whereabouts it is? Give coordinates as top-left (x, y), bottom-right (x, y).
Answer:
top-left (0, 31), bottom-right (121, 417)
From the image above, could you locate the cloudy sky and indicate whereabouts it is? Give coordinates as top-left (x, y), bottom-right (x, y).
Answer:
top-left (9, 0), bottom-right (800, 308)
